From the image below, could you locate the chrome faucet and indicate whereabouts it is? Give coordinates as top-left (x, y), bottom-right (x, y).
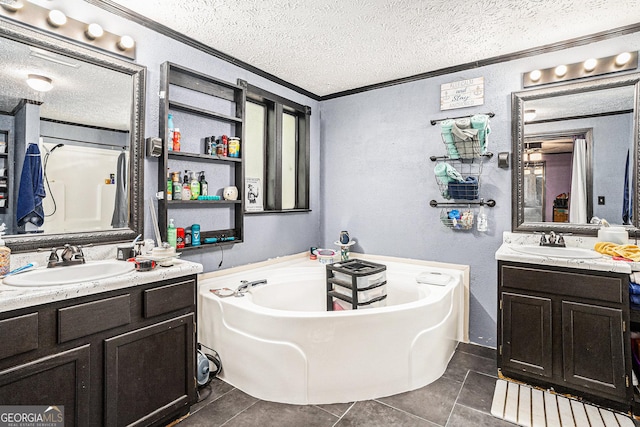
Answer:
top-left (235, 279), bottom-right (267, 296)
top-left (45, 244), bottom-right (86, 268)
top-left (538, 231), bottom-right (566, 247)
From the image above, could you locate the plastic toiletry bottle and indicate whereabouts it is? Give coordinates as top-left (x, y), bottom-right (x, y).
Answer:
top-left (167, 219), bottom-right (177, 249)
top-left (190, 171), bottom-right (200, 200)
top-left (192, 224), bottom-right (201, 246)
top-left (172, 172), bottom-right (182, 200)
top-left (166, 169), bottom-right (172, 200)
top-left (477, 204), bottom-right (488, 232)
top-left (182, 171), bottom-right (192, 200)
top-left (167, 114), bottom-right (175, 152)
top-left (0, 223), bottom-right (10, 276)
top-left (199, 171), bottom-right (208, 196)
top-left (172, 128), bottom-right (181, 152)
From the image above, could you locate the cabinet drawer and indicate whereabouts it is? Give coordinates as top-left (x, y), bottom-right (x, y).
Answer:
top-left (0, 313), bottom-right (38, 359)
top-left (501, 265), bottom-right (623, 303)
top-left (58, 294), bottom-right (131, 343)
top-left (144, 279), bottom-right (195, 318)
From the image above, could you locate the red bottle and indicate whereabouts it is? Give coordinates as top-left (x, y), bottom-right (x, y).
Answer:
top-left (173, 128), bottom-right (181, 152)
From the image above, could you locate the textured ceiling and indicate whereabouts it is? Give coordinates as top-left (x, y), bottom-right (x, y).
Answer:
top-left (107, 0), bottom-right (640, 97)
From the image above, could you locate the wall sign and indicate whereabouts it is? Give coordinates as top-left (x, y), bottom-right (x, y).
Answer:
top-left (245, 177), bottom-right (263, 212)
top-left (440, 77), bottom-right (484, 111)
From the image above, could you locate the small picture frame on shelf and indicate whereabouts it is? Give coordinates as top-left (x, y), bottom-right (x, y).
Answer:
top-left (245, 177), bottom-right (263, 212)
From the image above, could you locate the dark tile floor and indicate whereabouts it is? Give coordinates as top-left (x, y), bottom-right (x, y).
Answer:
top-left (175, 342), bottom-right (513, 427)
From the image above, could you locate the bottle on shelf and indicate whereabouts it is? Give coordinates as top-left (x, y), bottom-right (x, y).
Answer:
top-left (190, 171), bottom-right (200, 200)
top-left (173, 128), bottom-right (181, 152)
top-left (167, 218), bottom-right (177, 248)
top-left (199, 171), bottom-right (208, 196)
top-left (181, 171), bottom-right (192, 200)
top-left (172, 172), bottom-right (182, 200)
top-left (166, 169), bottom-right (172, 200)
top-left (167, 114), bottom-right (175, 152)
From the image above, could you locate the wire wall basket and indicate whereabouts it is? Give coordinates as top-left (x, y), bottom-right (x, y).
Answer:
top-left (440, 208), bottom-right (475, 230)
top-left (434, 160), bottom-right (482, 201)
top-left (441, 134), bottom-right (485, 159)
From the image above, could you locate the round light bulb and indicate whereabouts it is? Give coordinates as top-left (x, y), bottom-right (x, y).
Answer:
top-left (85, 23), bottom-right (104, 40)
top-left (583, 58), bottom-right (597, 72)
top-left (616, 52), bottom-right (632, 66)
top-left (1, 1), bottom-right (24, 12)
top-left (529, 69), bottom-right (542, 82)
top-left (117, 35), bottom-right (135, 50)
top-left (554, 65), bottom-right (568, 77)
top-left (524, 109), bottom-right (537, 122)
top-left (26, 74), bottom-right (53, 92)
top-left (47, 9), bottom-right (67, 27)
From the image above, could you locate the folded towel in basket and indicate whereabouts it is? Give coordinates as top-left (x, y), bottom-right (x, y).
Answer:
top-left (471, 114), bottom-right (491, 152)
top-left (448, 176), bottom-right (479, 200)
top-left (440, 119), bottom-right (459, 159)
top-left (434, 163), bottom-right (464, 183)
top-left (452, 122), bottom-right (478, 142)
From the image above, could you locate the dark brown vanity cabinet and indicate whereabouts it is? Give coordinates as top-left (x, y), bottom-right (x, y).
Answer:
top-left (0, 275), bottom-right (197, 427)
top-left (498, 261), bottom-right (631, 409)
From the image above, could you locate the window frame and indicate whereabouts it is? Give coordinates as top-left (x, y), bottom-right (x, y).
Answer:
top-left (244, 83), bottom-right (311, 213)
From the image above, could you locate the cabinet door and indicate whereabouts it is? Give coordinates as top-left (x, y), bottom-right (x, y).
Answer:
top-left (0, 345), bottom-right (90, 426)
top-left (501, 292), bottom-right (553, 378)
top-left (104, 314), bottom-right (195, 427)
top-left (562, 301), bottom-right (626, 399)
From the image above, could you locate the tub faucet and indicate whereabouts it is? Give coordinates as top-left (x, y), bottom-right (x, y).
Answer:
top-left (235, 279), bottom-right (267, 296)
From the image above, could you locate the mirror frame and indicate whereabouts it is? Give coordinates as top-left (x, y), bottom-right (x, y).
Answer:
top-left (512, 72), bottom-right (640, 235)
top-left (0, 19), bottom-right (145, 252)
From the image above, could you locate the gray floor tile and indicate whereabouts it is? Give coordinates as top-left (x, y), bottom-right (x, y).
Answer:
top-left (190, 378), bottom-right (235, 414)
top-left (335, 400), bottom-right (438, 427)
top-left (457, 342), bottom-right (496, 360)
top-left (446, 404), bottom-right (516, 427)
top-left (442, 350), bottom-right (497, 382)
top-left (315, 401), bottom-right (354, 417)
top-left (455, 371), bottom-right (497, 415)
top-left (179, 388), bottom-right (257, 427)
top-left (377, 376), bottom-right (463, 426)
top-left (223, 400), bottom-right (338, 427)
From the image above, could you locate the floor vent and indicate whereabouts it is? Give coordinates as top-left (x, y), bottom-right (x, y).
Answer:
top-left (490, 379), bottom-right (635, 426)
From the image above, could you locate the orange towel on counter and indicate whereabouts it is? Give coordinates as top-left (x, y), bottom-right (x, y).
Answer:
top-left (594, 242), bottom-right (640, 261)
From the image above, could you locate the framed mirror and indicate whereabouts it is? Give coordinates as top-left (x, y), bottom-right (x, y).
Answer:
top-left (512, 72), bottom-right (640, 235)
top-left (0, 19), bottom-right (145, 252)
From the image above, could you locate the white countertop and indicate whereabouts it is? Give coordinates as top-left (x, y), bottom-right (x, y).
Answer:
top-left (0, 259), bottom-right (203, 313)
top-left (495, 232), bottom-right (639, 274)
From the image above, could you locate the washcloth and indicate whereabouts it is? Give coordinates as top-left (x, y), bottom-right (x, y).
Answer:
top-left (630, 281), bottom-right (640, 295)
top-left (440, 119), bottom-right (459, 159)
top-left (17, 143), bottom-right (46, 228)
top-left (594, 242), bottom-right (640, 261)
top-left (111, 151), bottom-right (128, 228)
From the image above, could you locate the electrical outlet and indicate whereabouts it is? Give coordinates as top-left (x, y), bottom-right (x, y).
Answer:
top-left (598, 196), bottom-right (605, 205)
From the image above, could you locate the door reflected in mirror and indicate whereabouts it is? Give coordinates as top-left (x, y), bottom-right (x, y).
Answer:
top-left (512, 73), bottom-right (639, 235)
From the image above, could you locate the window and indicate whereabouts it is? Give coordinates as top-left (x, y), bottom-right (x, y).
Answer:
top-left (244, 83), bottom-right (311, 212)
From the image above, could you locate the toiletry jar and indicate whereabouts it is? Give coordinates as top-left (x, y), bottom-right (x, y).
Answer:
top-left (597, 226), bottom-right (629, 245)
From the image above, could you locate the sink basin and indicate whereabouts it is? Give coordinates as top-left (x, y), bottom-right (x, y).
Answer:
top-left (511, 245), bottom-right (602, 259)
top-left (3, 260), bottom-right (135, 287)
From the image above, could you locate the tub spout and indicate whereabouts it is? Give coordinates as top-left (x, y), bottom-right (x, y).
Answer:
top-left (236, 279), bottom-right (267, 296)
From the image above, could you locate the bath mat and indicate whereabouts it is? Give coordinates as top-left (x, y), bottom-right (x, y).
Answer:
top-left (490, 379), bottom-right (635, 427)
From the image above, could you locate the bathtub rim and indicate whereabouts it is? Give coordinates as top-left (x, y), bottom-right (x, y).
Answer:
top-left (198, 251), bottom-right (470, 342)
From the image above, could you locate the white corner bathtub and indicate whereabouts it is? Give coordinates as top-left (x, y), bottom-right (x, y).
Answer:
top-left (198, 253), bottom-right (468, 404)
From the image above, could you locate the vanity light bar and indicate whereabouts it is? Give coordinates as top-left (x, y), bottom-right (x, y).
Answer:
top-left (0, 1), bottom-right (135, 60)
top-left (523, 52), bottom-right (638, 88)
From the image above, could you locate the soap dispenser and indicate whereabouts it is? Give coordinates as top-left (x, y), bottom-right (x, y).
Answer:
top-left (477, 204), bottom-right (488, 232)
top-left (190, 170), bottom-right (200, 200)
top-left (167, 219), bottom-right (177, 249)
top-left (181, 171), bottom-right (192, 201)
top-left (199, 171), bottom-right (208, 197)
